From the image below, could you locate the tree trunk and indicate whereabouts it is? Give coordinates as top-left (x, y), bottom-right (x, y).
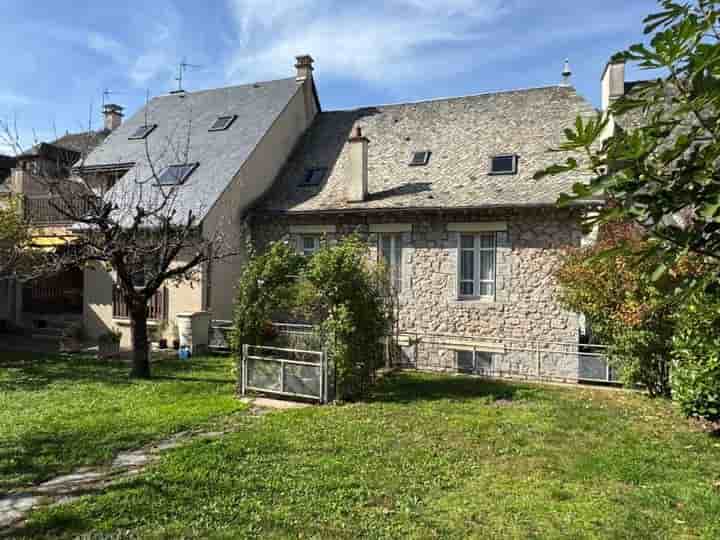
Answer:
top-left (130, 302), bottom-right (151, 378)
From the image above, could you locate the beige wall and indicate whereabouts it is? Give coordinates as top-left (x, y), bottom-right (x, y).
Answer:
top-left (84, 262), bottom-right (204, 349)
top-left (83, 77), bottom-right (319, 342)
top-left (203, 79), bottom-right (319, 321)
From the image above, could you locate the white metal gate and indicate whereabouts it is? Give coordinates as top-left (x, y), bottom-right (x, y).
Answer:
top-left (241, 344), bottom-right (329, 403)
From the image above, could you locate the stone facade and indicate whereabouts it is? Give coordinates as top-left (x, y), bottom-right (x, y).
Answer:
top-left (251, 206), bottom-right (584, 382)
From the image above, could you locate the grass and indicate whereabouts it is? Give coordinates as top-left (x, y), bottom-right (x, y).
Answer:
top-left (0, 352), bottom-right (243, 491)
top-left (12, 371), bottom-right (720, 539)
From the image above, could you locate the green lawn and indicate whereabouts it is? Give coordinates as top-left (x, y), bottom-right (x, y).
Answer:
top-left (12, 370), bottom-right (720, 539)
top-left (0, 352), bottom-right (243, 491)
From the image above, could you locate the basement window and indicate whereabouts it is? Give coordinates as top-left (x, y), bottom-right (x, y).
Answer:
top-left (300, 167), bottom-right (327, 186)
top-left (128, 124), bottom-right (157, 140)
top-left (209, 115), bottom-right (237, 131)
top-left (156, 163), bottom-right (198, 186)
top-left (409, 151), bottom-right (431, 166)
top-left (490, 154), bottom-right (518, 175)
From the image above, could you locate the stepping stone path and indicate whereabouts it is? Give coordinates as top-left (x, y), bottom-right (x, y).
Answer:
top-left (0, 397), bottom-right (306, 535)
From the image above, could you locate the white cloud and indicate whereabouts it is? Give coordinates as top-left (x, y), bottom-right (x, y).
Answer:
top-left (225, 0), bottom-right (509, 84)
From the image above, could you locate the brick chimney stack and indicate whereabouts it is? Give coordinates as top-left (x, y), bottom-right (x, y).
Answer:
top-left (103, 104), bottom-right (124, 131)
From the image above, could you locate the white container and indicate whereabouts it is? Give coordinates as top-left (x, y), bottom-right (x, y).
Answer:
top-left (175, 312), bottom-right (211, 355)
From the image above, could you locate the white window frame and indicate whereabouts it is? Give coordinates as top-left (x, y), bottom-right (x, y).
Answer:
top-left (378, 233), bottom-right (403, 293)
top-left (458, 232), bottom-right (497, 300)
top-left (298, 234), bottom-right (321, 257)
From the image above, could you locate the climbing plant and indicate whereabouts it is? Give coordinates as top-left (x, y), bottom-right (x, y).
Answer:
top-left (232, 236), bottom-right (394, 400)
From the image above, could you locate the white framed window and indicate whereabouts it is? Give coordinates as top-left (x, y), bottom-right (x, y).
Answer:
top-left (458, 232), bottom-right (496, 299)
top-left (298, 235), bottom-right (321, 257)
top-left (378, 233), bottom-right (403, 292)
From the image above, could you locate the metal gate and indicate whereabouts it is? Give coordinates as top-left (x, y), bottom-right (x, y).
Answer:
top-left (241, 344), bottom-right (329, 403)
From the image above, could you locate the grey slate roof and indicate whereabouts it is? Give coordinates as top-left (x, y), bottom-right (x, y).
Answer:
top-left (256, 86), bottom-right (596, 214)
top-left (82, 78), bottom-right (301, 222)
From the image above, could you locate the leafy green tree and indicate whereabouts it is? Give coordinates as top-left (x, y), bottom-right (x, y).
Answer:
top-left (0, 195), bottom-right (32, 278)
top-left (537, 0), bottom-right (720, 279)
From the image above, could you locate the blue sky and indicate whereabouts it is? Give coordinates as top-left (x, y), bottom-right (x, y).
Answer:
top-left (0, 0), bottom-right (659, 150)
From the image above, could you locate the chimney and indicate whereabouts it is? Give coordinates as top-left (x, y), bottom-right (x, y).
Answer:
top-left (347, 126), bottom-right (369, 202)
top-left (295, 54), bottom-right (314, 83)
top-left (103, 103), bottom-right (124, 131)
top-left (560, 59), bottom-right (572, 87)
top-left (601, 58), bottom-right (625, 111)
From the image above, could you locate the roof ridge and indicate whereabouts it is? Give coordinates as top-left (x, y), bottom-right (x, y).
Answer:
top-left (152, 77), bottom-right (297, 100)
top-left (326, 84), bottom-right (576, 112)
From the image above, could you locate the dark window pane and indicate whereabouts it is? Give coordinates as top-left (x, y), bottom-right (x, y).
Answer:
top-left (491, 155), bottom-right (517, 174)
top-left (460, 249), bottom-right (474, 282)
top-left (460, 235), bottom-right (474, 250)
top-left (209, 115), bottom-right (236, 131)
top-left (409, 151), bottom-right (431, 166)
top-left (457, 350), bottom-right (474, 372)
top-left (128, 125), bottom-right (156, 140)
top-left (460, 281), bottom-right (474, 296)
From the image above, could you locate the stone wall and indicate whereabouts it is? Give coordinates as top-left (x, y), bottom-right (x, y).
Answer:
top-left (251, 207), bottom-right (584, 381)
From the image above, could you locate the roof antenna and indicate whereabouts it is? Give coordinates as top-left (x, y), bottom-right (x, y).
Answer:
top-left (561, 59), bottom-right (572, 87)
top-left (174, 58), bottom-right (203, 93)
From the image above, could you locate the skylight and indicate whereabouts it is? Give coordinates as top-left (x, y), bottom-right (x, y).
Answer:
top-left (128, 124), bottom-right (157, 140)
top-left (209, 115), bottom-right (237, 132)
top-left (409, 151), bottom-right (431, 166)
top-left (156, 163), bottom-right (198, 186)
top-left (490, 154), bottom-right (518, 175)
top-left (300, 167), bottom-right (327, 186)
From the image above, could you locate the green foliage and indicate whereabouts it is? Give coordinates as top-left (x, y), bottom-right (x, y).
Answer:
top-left (0, 195), bottom-right (32, 277)
top-left (536, 0), bottom-right (720, 278)
top-left (299, 236), bottom-right (391, 399)
top-left (555, 225), bottom-right (683, 395)
top-left (232, 236), bottom-right (392, 399)
top-left (229, 241), bottom-right (304, 352)
top-left (671, 280), bottom-right (720, 421)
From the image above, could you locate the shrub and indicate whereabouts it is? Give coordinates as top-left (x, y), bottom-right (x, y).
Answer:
top-left (232, 236), bottom-right (392, 400)
top-left (555, 226), bottom-right (678, 395)
top-left (671, 282), bottom-right (720, 422)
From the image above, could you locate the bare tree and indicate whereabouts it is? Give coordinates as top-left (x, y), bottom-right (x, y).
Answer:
top-left (3, 111), bottom-right (239, 378)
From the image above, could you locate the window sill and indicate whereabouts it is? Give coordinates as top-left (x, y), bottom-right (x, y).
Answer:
top-left (113, 318), bottom-right (161, 327)
top-left (449, 297), bottom-right (496, 307)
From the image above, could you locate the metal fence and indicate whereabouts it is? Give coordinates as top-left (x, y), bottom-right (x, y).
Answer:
top-left (394, 332), bottom-right (619, 384)
top-left (241, 343), bottom-right (331, 402)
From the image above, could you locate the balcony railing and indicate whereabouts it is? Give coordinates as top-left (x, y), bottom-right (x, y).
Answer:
top-left (112, 287), bottom-right (168, 321)
top-left (23, 196), bottom-right (95, 225)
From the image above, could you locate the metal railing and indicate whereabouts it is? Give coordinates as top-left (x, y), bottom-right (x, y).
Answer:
top-left (394, 331), bottom-right (618, 384)
top-left (23, 196), bottom-right (95, 224)
top-left (241, 343), bottom-right (329, 402)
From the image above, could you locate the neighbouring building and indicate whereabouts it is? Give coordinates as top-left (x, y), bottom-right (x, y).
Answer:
top-left (78, 56), bottom-right (319, 348)
top-left (0, 131), bottom-right (108, 336)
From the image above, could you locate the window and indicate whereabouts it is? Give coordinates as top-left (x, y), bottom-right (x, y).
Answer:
top-left (378, 234), bottom-right (403, 292)
top-left (300, 167), bottom-right (327, 186)
top-left (209, 115), bottom-right (237, 131)
top-left (128, 124), bottom-right (157, 140)
top-left (456, 350), bottom-right (493, 374)
top-left (409, 151), bottom-right (431, 166)
top-left (458, 232), bottom-right (496, 299)
top-left (299, 235), bottom-right (320, 256)
top-left (490, 154), bottom-right (518, 175)
top-left (156, 163), bottom-right (198, 186)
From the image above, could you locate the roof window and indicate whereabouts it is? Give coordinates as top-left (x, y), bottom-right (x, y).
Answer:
top-left (156, 163), bottom-right (198, 186)
top-left (209, 115), bottom-right (237, 132)
top-left (490, 154), bottom-right (518, 175)
top-left (128, 124), bottom-right (157, 140)
top-left (409, 151), bottom-right (431, 166)
top-left (300, 167), bottom-right (327, 186)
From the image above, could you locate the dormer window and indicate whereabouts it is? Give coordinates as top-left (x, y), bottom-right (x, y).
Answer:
top-left (490, 154), bottom-right (518, 175)
top-left (156, 163), bottom-right (198, 186)
top-left (128, 124), bottom-right (157, 140)
top-left (209, 115), bottom-right (237, 132)
top-left (409, 151), bottom-right (431, 166)
top-left (300, 167), bottom-right (327, 186)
